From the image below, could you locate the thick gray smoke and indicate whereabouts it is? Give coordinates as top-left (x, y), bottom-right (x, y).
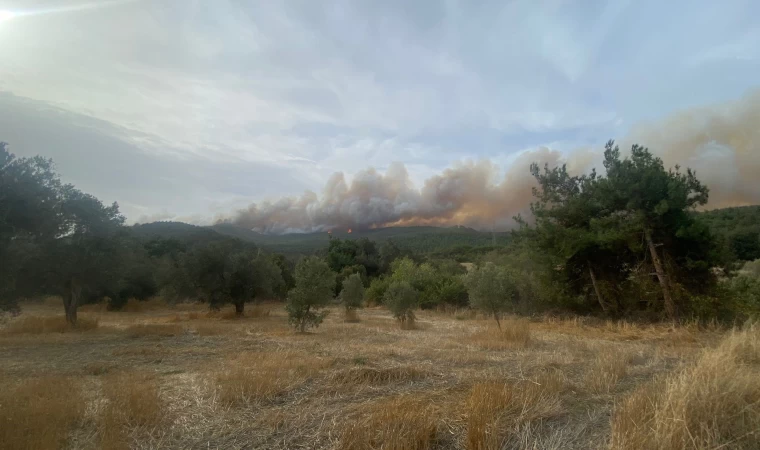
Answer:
top-left (226, 91), bottom-right (760, 233)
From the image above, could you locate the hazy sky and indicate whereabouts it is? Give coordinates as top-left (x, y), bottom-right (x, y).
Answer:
top-left (1, 0), bottom-right (758, 224)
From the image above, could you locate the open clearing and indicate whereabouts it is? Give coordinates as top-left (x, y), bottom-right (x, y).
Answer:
top-left (1, 300), bottom-right (757, 450)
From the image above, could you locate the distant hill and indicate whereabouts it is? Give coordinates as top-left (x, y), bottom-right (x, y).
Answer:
top-left (130, 221), bottom-right (224, 243)
top-left (131, 221), bottom-right (511, 255)
top-left (130, 205), bottom-right (760, 258)
top-left (697, 205), bottom-right (760, 237)
top-left (211, 223), bottom-right (511, 255)
top-left (697, 205), bottom-right (760, 260)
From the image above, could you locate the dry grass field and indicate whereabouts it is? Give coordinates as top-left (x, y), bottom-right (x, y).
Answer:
top-left (1, 299), bottom-right (758, 450)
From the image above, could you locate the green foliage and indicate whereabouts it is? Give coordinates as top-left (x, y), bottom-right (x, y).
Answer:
top-left (1, 142), bottom-right (66, 312)
top-left (210, 223), bottom-right (509, 257)
top-left (340, 273), bottom-right (365, 312)
top-left (366, 276), bottom-right (391, 305)
top-left (483, 239), bottom-right (564, 314)
top-left (385, 256), bottom-right (467, 308)
top-left (697, 206), bottom-right (760, 263)
top-left (465, 263), bottom-right (515, 328)
top-left (729, 231), bottom-right (760, 262)
top-left (179, 240), bottom-right (282, 314)
top-left (521, 140), bottom-right (718, 319)
top-left (268, 253), bottom-right (295, 297)
top-left (286, 257), bottom-right (336, 332)
top-left (383, 281), bottom-right (418, 326)
top-left (327, 237), bottom-right (381, 281)
top-left (724, 260), bottom-right (760, 320)
top-left (336, 264), bottom-right (367, 296)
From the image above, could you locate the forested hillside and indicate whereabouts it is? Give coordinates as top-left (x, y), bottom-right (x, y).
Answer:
top-left (130, 221), bottom-right (511, 256)
top-left (698, 206), bottom-right (760, 261)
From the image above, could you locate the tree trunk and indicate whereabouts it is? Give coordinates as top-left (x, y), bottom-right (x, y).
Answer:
top-left (63, 279), bottom-right (82, 326)
top-left (644, 228), bottom-right (677, 321)
top-left (494, 311), bottom-right (502, 331)
top-left (300, 305), bottom-right (310, 333)
top-left (587, 264), bottom-right (608, 313)
top-left (234, 301), bottom-right (244, 316)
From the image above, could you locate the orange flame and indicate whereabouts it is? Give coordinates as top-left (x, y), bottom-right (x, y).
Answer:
top-left (347, 228), bottom-right (352, 233)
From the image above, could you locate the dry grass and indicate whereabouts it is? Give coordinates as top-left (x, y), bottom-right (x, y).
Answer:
top-left (338, 395), bottom-right (438, 450)
top-left (585, 348), bottom-right (629, 394)
top-left (467, 319), bottom-right (531, 350)
top-left (125, 323), bottom-right (184, 338)
top-left (0, 376), bottom-right (86, 450)
top-left (345, 308), bottom-right (361, 323)
top-left (330, 365), bottom-right (427, 385)
top-left (79, 302), bottom-right (109, 312)
top-left (121, 297), bottom-right (169, 313)
top-left (1, 315), bottom-right (99, 334)
top-left (216, 351), bottom-right (333, 405)
top-left (217, 304), bottom-right (272, 320)
top-left (100, 371), bottom-right (163, 449)
top-left (84, 362), bottom-right (115, 375)
top-left (42, 296), bottom-right (63, 308)
top-left (609, 324), bottom-right (760, 450)
top-left (193, 321), bottom-right (228, 336)
top-left (1, 300), bottom-right (736, 449)
top-left (466, 371), bottom-right (566, 450)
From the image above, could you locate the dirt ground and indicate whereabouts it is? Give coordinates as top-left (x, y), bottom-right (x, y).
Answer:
top-left (0, 300), bottom-right (726, 450)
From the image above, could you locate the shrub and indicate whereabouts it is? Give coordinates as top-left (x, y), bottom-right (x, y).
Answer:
top-left (366, 276), bottom-right (390, 305)
top-left (384, 281), bottom-right (418, 328)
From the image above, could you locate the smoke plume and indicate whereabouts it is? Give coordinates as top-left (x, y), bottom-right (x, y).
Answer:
top-left (226, 91), bottom-right (760, 233)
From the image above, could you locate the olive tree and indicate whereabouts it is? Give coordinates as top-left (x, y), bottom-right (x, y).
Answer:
top-left (339, 273), bottom-right (364, 321)
top-left (465, 262), bottom-right (515, 330)
top-left (286, 257), bottom-right (335, 332)
top-left (384, 281), bottom-right (418, 328)
top-left (181, 240), bottom-right (282, 315)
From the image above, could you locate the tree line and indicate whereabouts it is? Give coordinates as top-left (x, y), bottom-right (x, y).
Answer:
top-left (2, 140), bottom-right (759, 327)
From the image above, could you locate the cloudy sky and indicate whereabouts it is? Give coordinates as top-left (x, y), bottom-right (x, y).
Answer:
top-left (0, 0), bottom-right (758, 225)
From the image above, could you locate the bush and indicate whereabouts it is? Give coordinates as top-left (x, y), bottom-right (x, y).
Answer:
top-left (286, 257), bottom-right (335, 332)
top-left (366, 276), bottom-right (390, 305)
top-left (384, 281), bottom-right (418, 328)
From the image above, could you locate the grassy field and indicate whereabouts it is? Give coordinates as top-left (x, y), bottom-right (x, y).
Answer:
top-left (1, 299), bottom-right (758, 450)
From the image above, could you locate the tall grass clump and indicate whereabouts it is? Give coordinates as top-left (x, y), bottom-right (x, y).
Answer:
top-left (0, 376), bottom-right (86, 450)
top-left (610, 324), bottom-right (760, 450)
top-left (339, 395), bottom-right (437, 450)
top-left (217, 351), bottom-right (332, 405)
top-left (2, 315), bottom-right (98, 334)
top-left (100, 371), bottom-right (163, 449)
top-left (467, 371), bottom-right (565, 450)
top-left (467, 319), bottom-right (531, 350)
top-left (584, 348), bottom-right (628, 394)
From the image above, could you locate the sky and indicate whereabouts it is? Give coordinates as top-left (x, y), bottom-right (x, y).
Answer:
top-left (0, 0), bottom-right (759, 227)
